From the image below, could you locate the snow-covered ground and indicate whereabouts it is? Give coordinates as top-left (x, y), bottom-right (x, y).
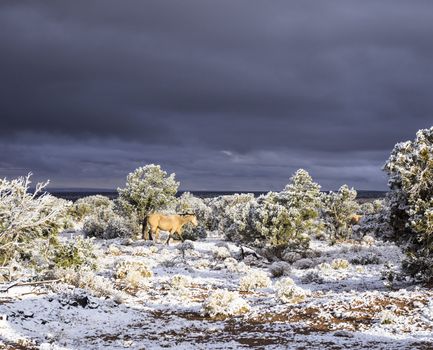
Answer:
top-left (1, 233), bottom-right (433, 349)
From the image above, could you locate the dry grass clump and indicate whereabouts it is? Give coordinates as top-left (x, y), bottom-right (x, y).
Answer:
top-left (107, 245), bottom-right (122, 256)
top-left (274, 277), bottom-right (310, 304)
top-left (224, 258), bottom-right (250, 273)
top-left (202, 289), bottom-right (250, 318)
top-left (192, 258), bottom-right (211, 270)
top-left (379, 309), bottom-right (398, 325)
top-left (331, 258), bottom-right (350, 270)
top-left (170, 274), bottom-right (193, 290)
top-left (114, 260), bottom-right (153, 289)
top-left (55, 267), bottom-right (124, 303)
top-left (212, 246), bottom-right (232, 260)
top-left (239, 270), bottom-right (271, 292)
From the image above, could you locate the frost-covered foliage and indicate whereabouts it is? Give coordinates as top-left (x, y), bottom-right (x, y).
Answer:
top-left (202, 289), bottom-right (250, 318)
top-left (206, 193), bottom-right (255, 234)
top-left (118, 164), bottom-right (179, 238)
top-left (115, 260), bottom-right (153, 290)
top-left (358, 199), bottom-right (394, 240)
top-left (330, 258), bottom-right (350, 270)
top-left (53, 237), bottom-right (97, 270)
top-left (69, 195), bottom-right (112, 222)
top-left (239, 269), bottom-right (271, 291)
top-left (322, 185), bottom-right (360, 241)
top-left (269, 261), bottom-right (291, 278)
top-left (54, 267), bottom-right (124, 303)
top-left (384, 126), bottom-right (433, 282)
top-left (214, 170), bottom-right (321, 257)
top-left (212, 246), bottom-right (232, 260)
top-left (274, 277), bottom-right (309, 304)
top-left (83, 201), bottom-right (138, 239)
top-left (0, 173), bottom-right (71, 264)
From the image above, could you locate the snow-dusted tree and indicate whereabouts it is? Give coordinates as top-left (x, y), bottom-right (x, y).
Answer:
top-left (321, 185), bottom-right (359, 241)
top-left (219, 170), bottom-right (321, 256)
top-left (273, 169), bottom-right (323, 238)
top-left (207, 193), bottom-right (256, 232)
top-left (70, 195), bottom-right (113, 222)
top-left (0, 173), bottom-right (71, 264)
top-left (384, 126), bottom-right (433, 282)
top-left (117, 164), bottom-right (179, 238)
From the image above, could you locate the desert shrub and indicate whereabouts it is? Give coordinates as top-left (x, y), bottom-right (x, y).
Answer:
top-left (118, 164), bottom-right (179, 238)
top-left (383, 126), bottom-right (433, 282)
top-left (115, 260), bottom-right (153, 290)
top-left (239, 270), bottom-right (271, 291)
top-left (179, 225), bottom-right (207, 241)
top-left (169, 274), bottom-right (192, 290)
top-left (321, 185), bottom-right (360, 241)
top-left (221, 170), bottom-right (322, 258)
top-left (301, 271), bottom-right (324, 284)
top-left (379, 309), bottom-right (398, 325)
top-left (0, 173), bottom-right (71, 265)
top-left (53, 237), bottom-right (97, 269)
top-left (83, 205), bottom-right (138, 239)
top-left (212, 246), bottom-right (232, 260)
top-left (54, 267), bottom-right (124, 302)
top-left (357, 199), bottom-right (394, 240)
top-left (206, 193), bottom-right (255, 232)
top-left (274, 277), bottom-right (309, 304)
top-left (69, 195), bottom-right (113, 222)
top-left (202, 289), bottom-right (250, 318)
top-left (330, 258), bottom-right (350, 270)
top-left (350, 252), bottom-right (381, 265)
top-left (269, 261), bottom-right (291, 278)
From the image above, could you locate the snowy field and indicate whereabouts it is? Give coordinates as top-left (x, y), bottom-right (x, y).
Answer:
top-left (1, 232), bottom-right (433, 350)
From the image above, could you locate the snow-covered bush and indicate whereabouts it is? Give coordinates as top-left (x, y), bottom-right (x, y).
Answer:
top-left (350, 252), bottom-right (381, 265)
top-left (321, 185), bottom-right (360, 241)
top-left (384, 127), bottom-right (433, 282)
top-left (83, 205), bottom-right (137, 239)
top-left (0, 173), bottom-right (71, 265)
top-left (53, 237), bottom-right (97, 270)
top-left (206, 193), bottom-right (255, 232)
top-left (239, 270), bottom-right (271, 291)
top-left (212, 246), bottom-right (232, 260)
top-left (357, 199), bottom-right (394, 240)
top-left (69, 195), bottom-right (113, 222)
top-left (331, 258), bottom-right (350, 270)
top-left (379, 309), bottom-right (398, 325)
top-left (269, 261), bottom-right (291, 277)
top-left (169, 274), bottom-right (192, 290)
top-left (301, 270), bottom-right (324, 284)
top-left (117, 164), bottom-right (179, 239)
top-left (54, 267), bottom-right (124, 302)
top-left (274, 277), bottom-right (309, 304)
top-left (177, 240), bottom-right (195, 259)
top-left (115, 260), bottom-right (153, 280)
top-left (202, 289), bottom-right (250, 318)
top-left (115, 260), bottom-right (153, 290)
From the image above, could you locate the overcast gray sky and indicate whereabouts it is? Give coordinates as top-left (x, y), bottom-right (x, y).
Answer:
top-left (1, 1), bottom-right (432, 191)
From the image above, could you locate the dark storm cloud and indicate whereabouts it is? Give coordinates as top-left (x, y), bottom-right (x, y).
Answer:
top-left (0, 1), bottom-right (432, 190)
